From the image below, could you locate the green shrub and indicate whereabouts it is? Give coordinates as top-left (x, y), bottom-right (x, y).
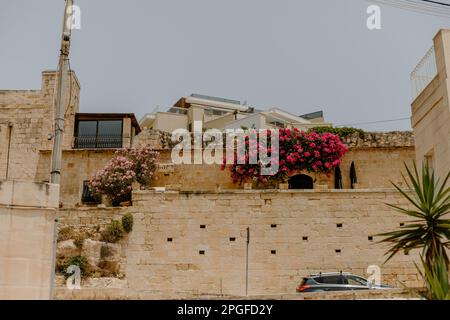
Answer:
top-left (121, 213), bottom-right (134, 233)
top-left (62, 255), bottom-right (91, 278)
top-left (309, 126), bottom-right (365, 139)
top-left (101, 220), bottom-right (125, 243)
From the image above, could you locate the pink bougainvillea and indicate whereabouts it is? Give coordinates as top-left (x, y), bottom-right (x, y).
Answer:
top-left (89, 146), bottom-right (159, 204)
top-left (222, 128), bottom-right (348, 185)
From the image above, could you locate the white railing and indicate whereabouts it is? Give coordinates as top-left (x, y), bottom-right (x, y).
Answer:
top-left (410, 46), bottom-right (437, 101)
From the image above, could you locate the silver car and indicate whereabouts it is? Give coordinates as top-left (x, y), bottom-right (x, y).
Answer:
top-left (296, 272), bottom-right (394, 293)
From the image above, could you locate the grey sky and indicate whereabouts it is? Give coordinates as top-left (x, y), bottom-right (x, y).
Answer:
top-left (1, 0), bottom-right (449, 131)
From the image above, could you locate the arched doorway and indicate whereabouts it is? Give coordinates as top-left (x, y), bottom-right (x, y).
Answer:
top-left (288, 174), bottom-right (314, 189)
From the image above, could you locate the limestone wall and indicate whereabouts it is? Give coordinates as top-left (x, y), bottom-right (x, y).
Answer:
top-left (0, 71), bottom-right (80, 181)
top-left (342, 131), bottom-right (415, 148)
top-left (0, 180), bottom-right (59, 299)
top-left (113, 189), bottom-right (422, 297)
top-left (35, 150), bottom-right (116, 207)
top-left (150, 146), bottom-right (415, 191)
top-left (411, 30), bottom-right (450, 183)
top-left (35, 144), bottom-right (415, 207)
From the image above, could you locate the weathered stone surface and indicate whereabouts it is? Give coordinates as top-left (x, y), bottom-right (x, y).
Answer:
top-left (57, 189), bottom-right (428, 297)
top-left (342, 131), bottom-right (415, 148)
top-left (57, 240), bottom-right (78, 258)
top-left (82, 239), bottom-right (104, 266)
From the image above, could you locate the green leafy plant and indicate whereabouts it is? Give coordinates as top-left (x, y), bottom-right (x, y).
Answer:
top-left (62, 255), bottom-right (91, 278)
top-left (416, 248), bottom-right (450, 300)
top-left (377, 162), bottom-right (450, 270)
top-left (121, 213), bottom-right (134, 233)
top-left (101, 220), bottom-right (125, 243)
top-left (309, 126), bottom-right (365, 139)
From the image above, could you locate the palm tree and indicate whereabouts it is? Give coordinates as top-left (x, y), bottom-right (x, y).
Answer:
top-left (377, 161), bottom-right (450, 270)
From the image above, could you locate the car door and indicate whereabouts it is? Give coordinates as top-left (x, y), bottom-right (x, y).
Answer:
top-left (320, 275), bottom-right (349, 291)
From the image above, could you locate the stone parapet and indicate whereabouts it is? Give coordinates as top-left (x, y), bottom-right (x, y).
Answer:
top-left (342, 131), bottom-right (414, 149)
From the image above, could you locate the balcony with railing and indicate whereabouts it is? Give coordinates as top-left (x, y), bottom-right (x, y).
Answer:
top-left (74, 134), bottom-right (123, 149)
top-left (410, 46), bottom-right (437, 101)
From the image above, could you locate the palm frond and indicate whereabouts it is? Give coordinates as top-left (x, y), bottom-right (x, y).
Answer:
top-left (378, 162), bottom-right (450, 268)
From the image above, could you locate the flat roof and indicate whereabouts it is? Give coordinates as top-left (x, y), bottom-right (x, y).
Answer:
top-left (190, 93), bottom-right (241, 105)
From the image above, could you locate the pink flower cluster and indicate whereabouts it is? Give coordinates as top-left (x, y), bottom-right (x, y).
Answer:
top-left (222, 128), bottom-right (348, 185)
top-left (117, 146), bottom-right (159, 186)
top-left (89, 146), bottom-right (159, 202)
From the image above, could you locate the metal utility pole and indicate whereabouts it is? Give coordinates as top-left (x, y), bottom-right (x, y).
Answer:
top-left (246, 227), bottom-right (250, 296)
top-left (50, 0), bottom-right (73, 184)
top-left (49, 0), bottom-right (74, 300)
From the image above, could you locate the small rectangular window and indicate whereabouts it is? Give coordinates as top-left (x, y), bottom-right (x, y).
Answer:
top-left (425, 151), bottom-right (434, 170)
top-left (81, 181), bottom-right (100, 204)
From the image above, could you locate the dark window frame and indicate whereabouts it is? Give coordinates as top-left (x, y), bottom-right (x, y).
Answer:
top-left (81, 180), bottom-right (101, 204)
top-left (74, 119), bottom-right (123, 149)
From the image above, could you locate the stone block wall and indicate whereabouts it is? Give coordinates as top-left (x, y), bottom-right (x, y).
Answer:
top-left (149, 146), bottom-right (415, 191)
top-left (35, 142), bottom-right (415, 207)
top-left (0, 71), bottom-right (80, 181)
top-left (35, 150), bottom-right (116, 207)
top-left (117, 189), bottom-right (422, 297)
top-left (411, 30), bottom-right (450, 184)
